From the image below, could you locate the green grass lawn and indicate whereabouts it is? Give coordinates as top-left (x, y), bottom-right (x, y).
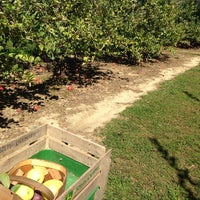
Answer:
top-left (100, 65), bottom-right (200, 200)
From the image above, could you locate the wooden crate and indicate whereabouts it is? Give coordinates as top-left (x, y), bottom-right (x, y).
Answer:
top-left (0, 124), bottom-right (111, 200)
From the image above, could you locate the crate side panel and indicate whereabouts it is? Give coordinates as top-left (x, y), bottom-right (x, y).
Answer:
top-left (73, 173), bottom-right (100, 200)
top-left (59, 170), bottom-right (101, 200)
top-left (94, 150), bottom-right (112, 200)
top-left (0, 138), bottom-right (46, 172)
top-left (0, 125), bottom-right (47, 158)
top-left (48, 138), bottom-right (97, 167)
top-left (61, 150), bottom-right (111, 200)
top-left (58, 173), bottom-right (100, 200)
top-left (61, 153), bottom-right (105, 199)
top-left (47, 125), bottom-right (106, 157)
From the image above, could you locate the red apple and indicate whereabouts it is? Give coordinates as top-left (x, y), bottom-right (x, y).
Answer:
top-left (33, 104), bottom-right (40, 111)
top-left (67, 85), bottom-right (73, 91)
top-left (32, 191), bottom-right (44, 200)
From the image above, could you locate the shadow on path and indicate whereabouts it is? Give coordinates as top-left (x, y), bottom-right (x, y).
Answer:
top-left (0, 58), bottom-right (115, 128)
top-left (0, 82), bottom-right (58, 128)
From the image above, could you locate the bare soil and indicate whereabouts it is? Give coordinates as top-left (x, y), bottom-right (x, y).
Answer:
top-left (0, 48), bottom-right (200, 144)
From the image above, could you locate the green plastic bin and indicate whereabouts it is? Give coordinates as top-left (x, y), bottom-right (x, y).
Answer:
top-left (31, 149), bottom-right (99, 200)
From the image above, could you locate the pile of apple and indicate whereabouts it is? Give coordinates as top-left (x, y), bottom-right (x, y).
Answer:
top-left (10, 165), bottom-right (64, 200)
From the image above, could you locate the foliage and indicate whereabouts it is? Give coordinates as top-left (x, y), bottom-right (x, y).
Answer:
top-left (175, 0), bottom-right (200, 47)
top-left (0, 0), bottom-right (199, 83)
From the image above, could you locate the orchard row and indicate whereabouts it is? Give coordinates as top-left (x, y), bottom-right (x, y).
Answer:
top-left (0, 0), bottom-right (199, 83)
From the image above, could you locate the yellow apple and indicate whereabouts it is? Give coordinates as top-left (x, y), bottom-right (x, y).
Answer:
top-left (33, 166), bottom-right (48, 176)
top-left (26, 168), bottom-right (45, 183)
top-left (11, 184), bottom-right (34, 200)
top-left (43, 179), bottom-right (63, 198)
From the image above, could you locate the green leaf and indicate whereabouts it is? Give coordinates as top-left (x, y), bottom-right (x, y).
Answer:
top-left (39, 44), bottom-right (44, 51)
top-left (28, 56), bottom-right (35, 63)
top-left (35, 56), bottom-right (41, 62)
top-left (0, 46), bottom-right (4, 51)
top-left (11, 184), bottom-right (21, 192)
top-left (0, 173), bottom-right (10, 188)
top-left (15, 54), bottom-right (24, 60)
top-left (8, 53), bottom-right (15, 58)
top-left (6, 40), bottom-right (13, 48)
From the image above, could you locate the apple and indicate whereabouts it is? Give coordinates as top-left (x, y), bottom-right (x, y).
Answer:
top-left (0, 86), bottom-right (4, 91)
top-left (33, 104), bottom-right (40, 111)
top-left (33, 166), bottom-right (48, 175)
top-left (43, 179), bottom-right (63, 198)
top-left (67, 85), bottom-right (73, 91)
top-left (11, 184), bottom-right (34, 200)
top-left (26, 168), bottom-right (45, 183)
top-left (32, 191), bottom-right (44, 200)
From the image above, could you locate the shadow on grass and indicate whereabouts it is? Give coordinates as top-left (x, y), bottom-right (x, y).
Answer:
top-left (149, 137), bottom-right (199, 200)
top-left (183, 91), bottom-right (200, 102)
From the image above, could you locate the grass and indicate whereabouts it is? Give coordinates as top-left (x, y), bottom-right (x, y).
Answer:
top-left (100, 65), bottom-right (200, 200)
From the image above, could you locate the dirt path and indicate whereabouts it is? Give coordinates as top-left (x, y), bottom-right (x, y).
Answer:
top-left (1, 48), bottom-right (200, 143)
top-left (65, 53), bottom-right (200, 134)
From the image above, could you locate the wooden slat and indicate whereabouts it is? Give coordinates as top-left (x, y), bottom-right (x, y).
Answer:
top-left (0, 138), bottom-right (46, 172)
top-left (58, 170), bottom-right (101, 200)
top-left (47, 137), bottom-right (97, 167)
top-left (47, 125), bottom-right (106, 158)
top-left (59, 151), bottom-right (110, 199)
top-left (73, 173), bottom-right (100, 200)
top-left (58, 174), bottom-right (100, 200)
top-left (0, 124), bottom-right (47, 158)
top-left (93, 149), bottom-right (112, 200)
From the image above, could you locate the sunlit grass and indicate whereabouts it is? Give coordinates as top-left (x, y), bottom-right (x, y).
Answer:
top-left (101, 65), bottom-right (200, 200)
